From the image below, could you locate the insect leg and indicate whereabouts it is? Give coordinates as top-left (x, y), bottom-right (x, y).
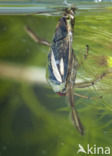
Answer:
top-left (75, 81), bottom-right (95, 88)
top-left (67, 87), bottom-right (84, 135)
top-left (84, 44), bottom-right (89, 60)
top-left (78, 45), bottom-right (89, 67)
top-left (25, 26), bottom-right (51, 47)
top-left (74, 92), bottom-right (103, 100)
top-left (74, 92), bottom-right (89, 99)
top-left (75, 71), bottom-right (109, 88)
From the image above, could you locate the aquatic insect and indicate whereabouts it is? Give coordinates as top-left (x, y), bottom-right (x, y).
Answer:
top-left (47, 8), bottom-right (84, 135)
top-left (25, 7), bottom-right (106, 135)
top-left (25, 8), bottom-right (85, 135)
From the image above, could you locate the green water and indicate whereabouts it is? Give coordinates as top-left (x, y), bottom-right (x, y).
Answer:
top-left (0, 3), bottom-right (112, 156)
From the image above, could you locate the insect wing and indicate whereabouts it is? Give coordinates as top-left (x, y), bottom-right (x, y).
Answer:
top-left (48, 17), bottom-right (70, 92)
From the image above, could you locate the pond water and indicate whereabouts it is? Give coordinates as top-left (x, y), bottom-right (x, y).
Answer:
top-left (0, 0), bottom-right (112, 156)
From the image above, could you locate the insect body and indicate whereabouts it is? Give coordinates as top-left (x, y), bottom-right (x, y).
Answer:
top-left (48, 8), bottom-right (84, 135)
top-left (48, 8), bottom-right (78, 95)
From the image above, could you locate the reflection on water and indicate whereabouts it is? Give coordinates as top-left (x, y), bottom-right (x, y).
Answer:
top-left (0, 0), bottom-right (112, 15)
top-left (0, 2), bottom-right (112, 156)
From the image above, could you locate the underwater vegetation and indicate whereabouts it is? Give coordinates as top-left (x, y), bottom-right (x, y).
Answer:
top-left (0, 8), bottom-right (112, 156)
